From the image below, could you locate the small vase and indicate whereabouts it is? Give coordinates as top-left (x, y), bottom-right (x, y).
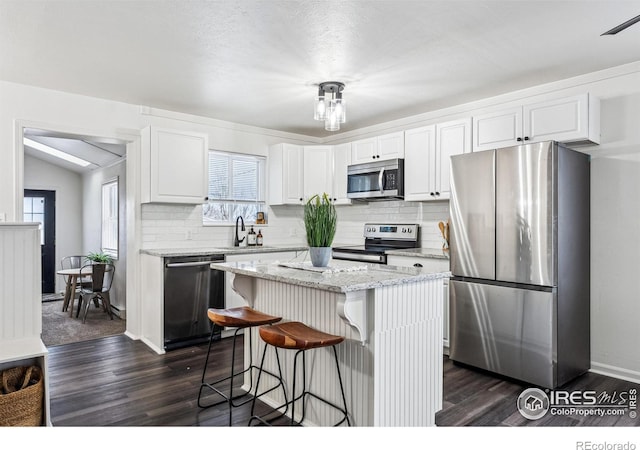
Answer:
top-left (309, 247), bottom-right (331, 267)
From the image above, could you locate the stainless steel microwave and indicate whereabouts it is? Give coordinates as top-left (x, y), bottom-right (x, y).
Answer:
top-left (347, 158), bottom-right (404, 201)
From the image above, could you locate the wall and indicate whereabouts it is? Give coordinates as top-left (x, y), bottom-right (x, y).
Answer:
top-left (82, 160), bottom-right (127, 314)
top-left (23, 154), bottom-right (83, 294)
top-left (1, 62), bottom-right (640, 382)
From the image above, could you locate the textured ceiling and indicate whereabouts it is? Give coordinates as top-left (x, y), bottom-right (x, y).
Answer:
top-left (1, 0), bottom-right (640, 138)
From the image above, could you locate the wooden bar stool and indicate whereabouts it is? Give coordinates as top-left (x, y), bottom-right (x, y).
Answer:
top-left (197, 306), bottom-right (285, 426)
top-left (249, 321), bottom-right (351, 427)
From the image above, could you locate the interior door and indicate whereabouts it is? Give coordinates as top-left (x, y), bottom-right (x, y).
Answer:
top-left (24, 189), bottom-right (56, 293)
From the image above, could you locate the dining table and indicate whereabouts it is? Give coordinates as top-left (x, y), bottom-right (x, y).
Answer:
top-left (57, 266), bottom-right (92, 318)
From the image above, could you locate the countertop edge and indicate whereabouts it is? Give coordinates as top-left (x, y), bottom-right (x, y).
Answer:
top-left (140, 246), bottom-right (308, 257)
top-left (211, 262), bottom-right (451, 293)
top-left (385, 248), bottom-right (450, 260)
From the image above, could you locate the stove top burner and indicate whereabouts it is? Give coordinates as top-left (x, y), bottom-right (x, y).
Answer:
top-left (331, 223), bottom-right (420, 264)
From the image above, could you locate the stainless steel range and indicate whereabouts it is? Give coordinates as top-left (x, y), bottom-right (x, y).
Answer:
top-left (332, 223), bottom-right (419, 264)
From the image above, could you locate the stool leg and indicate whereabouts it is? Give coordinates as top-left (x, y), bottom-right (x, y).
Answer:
top-left (248, 343), bottom-right (288, 426)
top-left (332, 345), bottom-right (351, 426)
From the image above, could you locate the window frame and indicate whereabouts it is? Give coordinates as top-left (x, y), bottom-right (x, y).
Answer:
top-left (101, 177), bottom-right (119, 259)
top-left (203, 150), bottom-right (266, 226)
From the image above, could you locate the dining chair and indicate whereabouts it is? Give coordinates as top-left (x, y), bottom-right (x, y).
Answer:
top-left (60, 255), bottom-right (90, 312)
top-left (78, 263), bottom-right (115, 323)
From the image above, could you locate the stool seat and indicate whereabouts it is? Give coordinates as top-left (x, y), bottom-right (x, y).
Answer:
top-left (259, 321), bottom-right (344, 350)
top-left (207, 306), bottom-right (281, 329)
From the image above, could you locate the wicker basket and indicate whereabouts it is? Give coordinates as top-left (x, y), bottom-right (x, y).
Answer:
top-left (0, 365), bottom-right (44, 426)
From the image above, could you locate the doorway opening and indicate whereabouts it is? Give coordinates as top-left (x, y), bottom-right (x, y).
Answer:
top-left (22, 126), bottom-right (129, 346)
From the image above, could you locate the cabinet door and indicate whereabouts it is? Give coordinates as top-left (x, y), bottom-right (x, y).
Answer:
top-left (351, 137), bottom-right (377, 163)
top-left (283, 144), bottom-right (304, 203)
top-left (435, 118), bottom-right (472, 200)
top-left (303, 145), bottom-right (333, 200)
top-left (404, 125), bottom-right (436, 201)
top-left (142, 126), bottom-right (209, 204)
top-left (269, 143), bottom-right (304, 205)
top-left (524, 93), bottom-right (590, 143)
top-left (472, 106), bottom-right (522, 152)
top-left (332, 143), bottom-right (352, 205)
top-left (377, 131), bottom-right (405, 160)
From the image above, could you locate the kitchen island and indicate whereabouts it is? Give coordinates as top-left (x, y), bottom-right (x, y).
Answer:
top-left (210, 259), bottom-right (450, 427)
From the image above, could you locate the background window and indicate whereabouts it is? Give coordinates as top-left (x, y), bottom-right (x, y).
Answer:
top-left (203, 151), bottom-right (266, 224)
top-left (102, 178), bottom-right (118, 259)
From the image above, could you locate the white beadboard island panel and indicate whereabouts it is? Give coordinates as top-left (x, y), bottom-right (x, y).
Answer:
top-left (213, 259), bottom-right (448, 426)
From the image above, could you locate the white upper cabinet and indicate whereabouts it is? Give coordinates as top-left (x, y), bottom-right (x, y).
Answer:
top-left (404, 125), bottom-right (436, 202)
top-left (269, 143), bottom-right (352, 206)
top-left (331, 143), bottom-right (352, 205)
top-left (436, 118), bottom-right (472, 200)
top-left (268, 143), bottom-right (304, 205)
top-left (473, 93), bottom-right (600, 152)
top-left (351, 131), bottom-right (405, 164)
top-left (141, 126), bottom-right (209, 204)
top-left (404, 118), bottom-right (471, 201)
top-left (303, 145), bottom-right (333, 200)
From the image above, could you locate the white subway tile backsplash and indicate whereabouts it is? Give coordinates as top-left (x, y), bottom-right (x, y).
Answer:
top-left (140, 200), bottom-right (450, 250)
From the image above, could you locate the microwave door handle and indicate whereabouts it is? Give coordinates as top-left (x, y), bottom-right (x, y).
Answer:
top-left (379, 168), bottom-right (385, 194)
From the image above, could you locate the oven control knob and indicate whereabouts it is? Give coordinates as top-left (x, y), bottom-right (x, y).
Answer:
top-left (401, 227), bottom-right (406, 233)
top-left (408, 228), bottom-right (412, 233)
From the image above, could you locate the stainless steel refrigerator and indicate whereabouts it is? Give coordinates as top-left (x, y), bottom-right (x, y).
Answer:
top-left (449, 141), bottom-right (590, 389)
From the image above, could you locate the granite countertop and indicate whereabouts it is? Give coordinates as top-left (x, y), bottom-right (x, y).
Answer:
top-left (385, 247), bottom-right (450, 260)
top-left (141, 246), bottom-right (308, 257)
top-left (211, 259), bottom-right (450, 293)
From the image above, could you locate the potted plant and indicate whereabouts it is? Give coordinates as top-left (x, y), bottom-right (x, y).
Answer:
top-left (304, 193), bottom-right (337, 267)
top-left (87, 251), bottom-right (113, 264)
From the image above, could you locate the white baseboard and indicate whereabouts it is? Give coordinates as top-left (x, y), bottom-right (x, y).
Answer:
top-left (590, 361), bottom-right (640, 385)
top-left (109, 305), bottom-right (125, 320)
top-left (140, 336), bottom-right (165, 355)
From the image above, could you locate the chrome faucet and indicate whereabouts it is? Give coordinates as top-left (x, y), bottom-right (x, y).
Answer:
top-left (234, 216), bottom-right (245, 246)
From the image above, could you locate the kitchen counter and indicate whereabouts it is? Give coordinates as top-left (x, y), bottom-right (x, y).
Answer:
top-left (213, 258), bottom-right (446, 426)
top-left (385, 247), bottom-right (450, 259)
top-left (140, 245), bottom-right (308, 257)
top-left (211, 259), bottom-right (449, 293)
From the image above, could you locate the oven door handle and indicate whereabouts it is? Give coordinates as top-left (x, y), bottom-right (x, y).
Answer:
top-left (378, 168), bottom-right (385, 194)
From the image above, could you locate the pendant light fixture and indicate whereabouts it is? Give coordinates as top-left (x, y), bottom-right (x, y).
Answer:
top-left (314, 81), bottom-right (346, 131)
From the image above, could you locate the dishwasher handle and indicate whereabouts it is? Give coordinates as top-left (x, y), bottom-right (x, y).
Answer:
top-left (166, 260), bottom-right (223, 268)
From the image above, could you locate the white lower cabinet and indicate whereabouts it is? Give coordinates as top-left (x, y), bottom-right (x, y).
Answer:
top-left (386, 255), bottom-right (450, 351)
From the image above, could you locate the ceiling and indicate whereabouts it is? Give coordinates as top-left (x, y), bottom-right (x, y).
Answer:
top-left (23, 128), bottom-right (127, 174)
top-left (2, 0), bottom-right (640, 140)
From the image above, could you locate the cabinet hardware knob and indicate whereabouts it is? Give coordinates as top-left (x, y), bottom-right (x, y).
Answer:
top-left (524, 136), bottom-right (530, 141)
top-left (516, 137), bottom-right (523, 142)
top-left (413, 263), bottom-right (423, 268)
top-left (299, 198), bottom-right (303, 201)
top-left (204, 197), bottom-right (209, 201)
top-left (435, 192), bottom-right (440, 196)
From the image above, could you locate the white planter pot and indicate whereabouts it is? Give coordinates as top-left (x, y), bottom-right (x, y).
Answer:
top-left (309, 247), bottom-right (331, 267)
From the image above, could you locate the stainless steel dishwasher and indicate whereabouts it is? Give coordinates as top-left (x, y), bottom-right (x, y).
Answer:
top-left (163, 254), bottom-right (225, 350)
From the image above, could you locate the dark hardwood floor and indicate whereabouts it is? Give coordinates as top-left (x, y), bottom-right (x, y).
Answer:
top-left (46, 334), bottom-right (639, 427)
